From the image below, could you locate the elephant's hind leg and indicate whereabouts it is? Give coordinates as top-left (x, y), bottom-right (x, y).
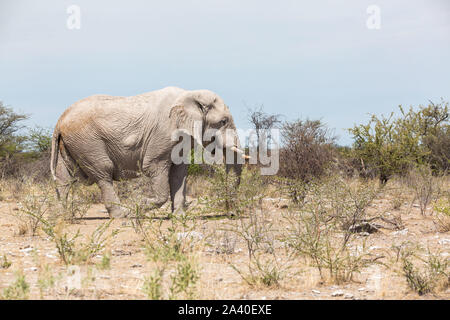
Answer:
top-left (67, 143), bottom-right (126, 218)
top-left (54, 152), bottom-right (73, 206)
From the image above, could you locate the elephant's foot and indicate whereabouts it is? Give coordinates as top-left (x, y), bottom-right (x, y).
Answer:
top-left (107, 206), bottom-right (128, 219)
top-left (172, 207), bottom-right (186, 216)
top-left (143, 196), bottom-right (168, 209)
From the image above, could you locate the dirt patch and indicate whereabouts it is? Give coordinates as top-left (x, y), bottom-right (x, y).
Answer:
top-left (0, 182), bottom-right (449, 300)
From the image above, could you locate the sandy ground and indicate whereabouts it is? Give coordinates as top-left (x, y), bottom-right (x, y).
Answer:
top-left (0, 189), bottom-right (449, 300)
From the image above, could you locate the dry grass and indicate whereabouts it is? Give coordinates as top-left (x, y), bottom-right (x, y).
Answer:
top-left (0, 171), bottom-right (448, 300)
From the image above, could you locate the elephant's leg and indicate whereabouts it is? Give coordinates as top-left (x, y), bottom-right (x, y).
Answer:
top-left (66, 143), bottom-right (125, 218)
top-left (97, 179), bottom-right (126, 218)
top-left (169, 163), bottom-right (188, 214)
top-left (54, 152), bottom-right (73, 206)
top-left (143, 162), bottom-right (170, 209)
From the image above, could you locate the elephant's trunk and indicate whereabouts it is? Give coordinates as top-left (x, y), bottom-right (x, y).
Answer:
top-left (223, 132), bottom-right (245, 213)
top-left (225, 156), bottom-right (243, 214)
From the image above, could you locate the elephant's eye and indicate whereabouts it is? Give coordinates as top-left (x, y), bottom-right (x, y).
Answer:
top-left (219, 118), bottom-right (228, 126)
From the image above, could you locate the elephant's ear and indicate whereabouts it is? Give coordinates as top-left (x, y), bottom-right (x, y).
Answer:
top-left (169, 104), bottom-right (203, 147)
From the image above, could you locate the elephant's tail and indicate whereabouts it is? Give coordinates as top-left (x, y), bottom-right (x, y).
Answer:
top-left (50, 126), bottom-right (61, 181)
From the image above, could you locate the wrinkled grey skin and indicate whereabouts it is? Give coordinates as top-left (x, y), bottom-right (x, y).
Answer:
top-left (50, 87), bottom-right (243, 218)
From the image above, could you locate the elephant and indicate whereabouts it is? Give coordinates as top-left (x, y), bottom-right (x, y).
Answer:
top-left (50, 86), bottom-right (247, 218)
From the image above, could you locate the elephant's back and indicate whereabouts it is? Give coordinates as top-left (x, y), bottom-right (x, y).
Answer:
top-left (135, 86), bottom-right (186, 111)
top-left (57, 94), bottom-right (125, 135)
top-left (56, 87), bottom-right (186, 135)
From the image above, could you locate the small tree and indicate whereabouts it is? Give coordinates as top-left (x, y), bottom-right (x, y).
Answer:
top-left (0, 102), bottom-right (28, 178)
top-left (349, 100), bottom-right (449, 183)
top-left (0, 102), bottom-right (28, 153)
top-left (26, 126), bottom-right (52, 154)
top-left (349, 112), bottom-right (417, 183)
top-left (278, 119), bottom-right (336, 203)
top-left (247, 105), bottom-right (282, 150)
top-left (420, 101), bottom-right (450, 173)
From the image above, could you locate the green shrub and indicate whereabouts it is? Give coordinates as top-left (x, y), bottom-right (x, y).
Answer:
top-left (394, 243), bottom-right (449, 295)
top-left (1, 272), bottom-right (29, 300)
top-left (1, 254), bottom-right (11, 269)
top-left (97, 252), bottom-right (111, 270)
top-left (282, 176), bottom-right (380, 283)
top-left (37, 264), bottom-right (57, 298)
top-left (26, 126), bottom-right (52, 154)
top-left (16, 180), bottom-right (54, 235)
top-left (227, 206), bottom-right (289, 288)
top-left (138, 207), bottom-right (201, 300)
top-left (203, 165), bottom-right (265, 216)
top-left (349, 101), bottom-right (449, 183)
top-left (434, 196), bottom-right (450, 232)
top-left (35, 217), bottom-right (118, 265)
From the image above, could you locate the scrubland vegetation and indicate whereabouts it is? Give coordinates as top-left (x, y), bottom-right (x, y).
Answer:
top-left (0, 100), bottom-right (448, 299)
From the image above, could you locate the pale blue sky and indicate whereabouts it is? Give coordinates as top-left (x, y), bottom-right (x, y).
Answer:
top-left (1, 0), bottom-right (449, 145)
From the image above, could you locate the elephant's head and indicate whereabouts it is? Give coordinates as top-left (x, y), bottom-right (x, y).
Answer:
top-left (169, 90), bottom-right (247, 162)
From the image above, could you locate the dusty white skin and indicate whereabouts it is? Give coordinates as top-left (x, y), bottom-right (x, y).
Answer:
top-left (50, 86), bottom-right (245, 217)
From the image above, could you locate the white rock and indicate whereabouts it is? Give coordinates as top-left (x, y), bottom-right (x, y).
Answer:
top-left (393, 228), bottom-right (408, 236)
top-left (438, 239), bottom-right (450, 245)
top-left (331, 290), bottom-right (344, 297)
top-left (344, 293), bottom-right (354, 299)
top-left (311, 290), bottom-right (321, 294)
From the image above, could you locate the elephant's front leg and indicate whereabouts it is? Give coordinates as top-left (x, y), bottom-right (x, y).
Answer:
top-left (98, 179), bottom-right (126, 218)
top-left (169, 163), bottom-right (188, 214)
top-left (143, 161), bottom-right (171, 209)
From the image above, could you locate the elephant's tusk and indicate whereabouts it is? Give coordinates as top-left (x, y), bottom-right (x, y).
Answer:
top-left (230, 146), bottom-right (243, 154)
top-left (230, 146), bottom-right (251, 159)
